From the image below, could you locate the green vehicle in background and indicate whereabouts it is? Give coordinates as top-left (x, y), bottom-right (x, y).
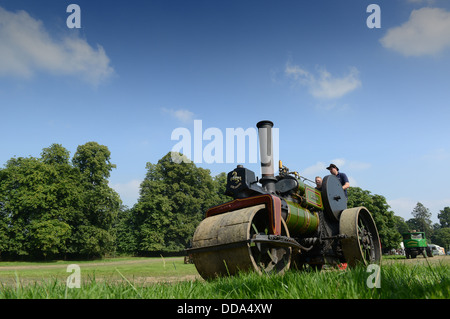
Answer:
top-left (402, 231), bottom-right (433, 259)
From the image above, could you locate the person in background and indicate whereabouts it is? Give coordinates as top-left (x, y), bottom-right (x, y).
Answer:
top-left (326, 163), bottom-right (350, 198)
top-left (315, 176), bottom-right (323, 191)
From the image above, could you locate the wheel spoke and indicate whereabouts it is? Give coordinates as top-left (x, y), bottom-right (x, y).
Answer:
top-left (250, 210), bottom-right (291, 274)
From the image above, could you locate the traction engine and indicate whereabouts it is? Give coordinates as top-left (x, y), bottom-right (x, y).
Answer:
top-left (188, 121), bottom-right (381, 280)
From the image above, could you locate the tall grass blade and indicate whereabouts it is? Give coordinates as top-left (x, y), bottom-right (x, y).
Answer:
top-left (115, 268), bottom-right (143, 299)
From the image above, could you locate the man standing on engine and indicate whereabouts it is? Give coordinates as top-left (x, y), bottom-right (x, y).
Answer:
top-left (326, 163), bottom-right (350, 198)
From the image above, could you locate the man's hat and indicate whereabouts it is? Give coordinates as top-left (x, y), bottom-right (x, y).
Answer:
top-left (326, 163), bottom-right (339, 171)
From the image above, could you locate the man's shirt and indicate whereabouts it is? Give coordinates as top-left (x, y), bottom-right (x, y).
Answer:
top-left (336, 172), bottom-right (349, 198)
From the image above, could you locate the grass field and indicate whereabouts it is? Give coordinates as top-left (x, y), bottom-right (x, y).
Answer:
top-left (0, 256), bottom-right (449, 299)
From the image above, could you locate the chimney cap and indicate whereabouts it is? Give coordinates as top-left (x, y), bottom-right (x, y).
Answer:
top-left (256, 120), bottom-right (274, 128)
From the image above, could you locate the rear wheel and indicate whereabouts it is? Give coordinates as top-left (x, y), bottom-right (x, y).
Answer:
top-left (340, 207), bottom-right (381, 267)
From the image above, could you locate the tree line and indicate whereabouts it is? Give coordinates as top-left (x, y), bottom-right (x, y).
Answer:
top-left (1, 142), bottom-right (449, 260)
top-left (347, 188), bottom-right (450, 252)
top-left (393, 203), bottom-right (450, 250)
top-left (0, 145), bottom-right (227, 260)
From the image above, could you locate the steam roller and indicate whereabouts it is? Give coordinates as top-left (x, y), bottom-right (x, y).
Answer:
top-left (188, 121), bottom-right (381, 280)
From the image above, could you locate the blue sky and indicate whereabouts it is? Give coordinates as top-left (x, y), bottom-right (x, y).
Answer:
top-left (1, 0), bottom-right (449, 223)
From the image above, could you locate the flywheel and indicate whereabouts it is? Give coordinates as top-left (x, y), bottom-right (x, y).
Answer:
top-left (322, 175), bottom-right (348, 221)
top-left (339, 207), bottom-right (381, 267)
top-left (191, 204), bottom-right (291, 280)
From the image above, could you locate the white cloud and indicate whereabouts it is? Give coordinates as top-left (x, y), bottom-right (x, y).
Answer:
top-left (348, 176), bottom-right (359, 188)
top-left (388, 197), bottom-right (417, 220)
top-left (300, 159), bottom-right (370, 177)
top-left (300, 158), bottom-right (370, 189)
top-left (0, 6), bottom-right (114, 86)
top-left (162, 108), bottom-right (195, 123)
top-left (285, 63), bottom-right (361, 99)
top-left (300, 161), bottom-right (327, 177)
top-left (110, 179), bottom-right (142, 207)
top-left (330, 158), bottom-right (347, 170)
top-left (380, 7), bottom-right (450, 57)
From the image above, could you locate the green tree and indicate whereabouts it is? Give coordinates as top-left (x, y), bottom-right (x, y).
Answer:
top-left (0, 216), bottom-right (8, 259)
top-left (0, 142), bottom-right (120, 260)
top-left (0, 147), bottom-right (79, 259)
top-left (29, 220), bottom-right (71, 257)
top-left (131, 152), bottom-right (227, 254)
top-left (72, 142), bottom-right (116, 186)
top-left (41, 144), bottom-right (70, 165)
top-left (393, 215), bottom-right (409, 235)
top-left (212, 172), bottom-right (230, 204)
top-left (73, 225), bottom-right (115, 257)
top-left (347, 187), bottom-right (402, 250)
top-left (70, 142), bottom-right (121, 257)
top-left (438, 207), bottom-right (450, 228)
top-left (113, 206), bottom-right (139, 254)
top-left (408, 202), bottom-right (433, 235)
top-left (431, 227), bottom-right (450, 250)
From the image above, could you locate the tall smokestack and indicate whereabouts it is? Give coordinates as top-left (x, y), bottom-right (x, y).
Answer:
top-left (257, 120), bottom-right (276, 193)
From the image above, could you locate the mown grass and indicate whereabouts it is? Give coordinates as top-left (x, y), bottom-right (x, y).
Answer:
top-left (1, 258), bottom-right (449, 299)
top-left (0, 257), bottom-right (197, 285)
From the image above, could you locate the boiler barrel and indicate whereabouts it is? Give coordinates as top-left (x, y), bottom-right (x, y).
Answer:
top-left (285, 201), bottom-right (319, 235)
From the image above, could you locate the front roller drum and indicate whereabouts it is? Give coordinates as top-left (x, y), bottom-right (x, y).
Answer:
top-left (192, 205), bottom-right (291, 280)
top-left (339, 207), bottom-right (382, 267)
